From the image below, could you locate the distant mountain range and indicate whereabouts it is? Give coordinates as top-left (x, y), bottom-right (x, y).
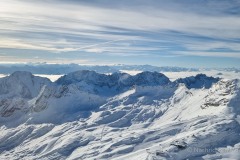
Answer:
top-left (0, 63), bottom-right (239, 75)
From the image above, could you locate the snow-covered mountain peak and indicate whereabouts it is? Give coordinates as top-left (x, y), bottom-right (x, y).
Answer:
top-left (0, 72), bottom-right (51, 119)
top-left (0, 71), bottom-right (51, 98)
top-left (56, 70), bottom-right (170, 88)
top-left (175, 73), bottom-right (220, 89)
top-left (56, 70), bottom-right (116, 87)
top-left (133, 71), bottom-right (170, 86)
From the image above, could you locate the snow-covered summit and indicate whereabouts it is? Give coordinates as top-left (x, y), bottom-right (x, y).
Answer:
top-left (131, 71), bottom-right (170, 86)
top-left (0, 71), bottom-right (51, 98)
top-left (0, 71), bottom-right (51, 119)
top-left (56, 70), bottom-right (108, 85)
top-left (56, 70), bottom-right (170, 87)
top-left (175, 73), bottom-right (220, 89)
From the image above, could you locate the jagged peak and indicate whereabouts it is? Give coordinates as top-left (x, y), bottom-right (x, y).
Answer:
top-left (0, 71), bottom-right (51, 98)
top-left (133, 71), bottom-right (170, 86)
top-left (56, 70), bottom-right (170, 87)
top-left (10, 71), bottom-right (33, 78)
top-left (56, 70), bottom-right (108, 85)
top-left (175, 74), bottom-right (220, 89)
top-left (6, 71), bottom-right (51, 83)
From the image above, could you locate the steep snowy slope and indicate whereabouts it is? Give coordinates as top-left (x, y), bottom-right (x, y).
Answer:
top-left (0, 71), bottom-right (239, 160)
top-left (0, 71), bottom-right (51, 98)
top-left (0, 72), bottom-right (51, 123)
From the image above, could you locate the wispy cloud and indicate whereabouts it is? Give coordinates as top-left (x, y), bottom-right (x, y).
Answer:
top-left (176, 51), bottom-right (240, 58)
top-left (0, 0), bottom-right (240, 66)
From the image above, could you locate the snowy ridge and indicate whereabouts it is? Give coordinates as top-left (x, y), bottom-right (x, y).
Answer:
top-left (175, 74), bottom-right (220, 89)
top-left (0, 70), bottom-right (240, 159)
top-left (56, 70), bottom-right (170, 87)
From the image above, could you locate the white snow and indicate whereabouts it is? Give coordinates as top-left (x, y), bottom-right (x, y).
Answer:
top-left (34, 74), bottom-right (63, 82)
top-left (0, 74), bottom-right (7, 78)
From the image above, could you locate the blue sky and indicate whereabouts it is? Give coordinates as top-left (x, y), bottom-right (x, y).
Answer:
top-left (0, 0), bottom-right (240, 67)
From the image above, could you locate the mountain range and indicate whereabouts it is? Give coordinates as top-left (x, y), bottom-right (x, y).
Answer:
top-left (0, 70), bottom-right (239, 159)
top-left (0, 63), bottom-right (239, 75)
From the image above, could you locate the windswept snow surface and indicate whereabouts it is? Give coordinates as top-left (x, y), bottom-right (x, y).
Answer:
top-left (0, 70), bottom-right (240, 160)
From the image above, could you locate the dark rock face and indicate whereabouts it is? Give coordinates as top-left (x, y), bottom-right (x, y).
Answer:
top-left (175, 74), bottom-right (220, 89)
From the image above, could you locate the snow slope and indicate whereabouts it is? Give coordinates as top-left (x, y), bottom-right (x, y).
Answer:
top-left (0, 70), bottom-right (239, 160)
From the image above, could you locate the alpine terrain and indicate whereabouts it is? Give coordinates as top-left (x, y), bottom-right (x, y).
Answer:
top-left (0, 70), bottom-right (240, 160)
